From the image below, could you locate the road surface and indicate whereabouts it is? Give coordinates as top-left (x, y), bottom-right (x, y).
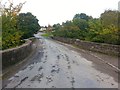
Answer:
top-left (3, 33), bottom-right (118, 88)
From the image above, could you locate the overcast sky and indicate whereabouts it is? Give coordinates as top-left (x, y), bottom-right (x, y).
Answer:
top-left (2, 0), bottom-right (120, 26)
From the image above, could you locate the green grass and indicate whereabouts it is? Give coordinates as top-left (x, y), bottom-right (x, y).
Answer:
top-left (41, 33), bottom-right (50, 37)
top-left (41, 33), bottom-right (53, 38)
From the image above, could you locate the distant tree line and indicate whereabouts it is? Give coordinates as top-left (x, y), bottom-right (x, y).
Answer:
top-left (1, 1), bottom-right (40, 50)
top-left (53, 10), bottom-right (119, 45)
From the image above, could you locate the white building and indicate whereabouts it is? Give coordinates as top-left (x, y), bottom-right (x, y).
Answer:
top-left (39, 27), bottom-right (47, 32)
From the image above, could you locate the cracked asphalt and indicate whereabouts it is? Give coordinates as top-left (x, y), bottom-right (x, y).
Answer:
top-left (3, 33), bottom-right (118, 88)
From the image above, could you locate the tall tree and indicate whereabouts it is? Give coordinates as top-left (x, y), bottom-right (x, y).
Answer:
top-left (53, 23), bottom-right (61, 31)
top-left (17, 12), bottom-right (40, 39)
top-left (2, 0), bottom-right (25, 49)
top-left (73, 18), bottom-right (89, 31)
top-left (100, 10), bottom-right (118, 28)
top-left (73, 13), bottom-right (92, 21)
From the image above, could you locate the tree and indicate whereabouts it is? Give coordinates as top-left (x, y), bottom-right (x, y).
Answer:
top-left (73, 13), bottom-right (92, 21)
top-left (17, 12), bottom-right (40, 39)
top-left (85, 18), bottom-right (102, 41)
top-left (52, 10), bottom-right (120, 45)
top-left (100, 10), bottom-right (119, 44)
top-left (100, 10), bottom-right (118, 28)
top-left (73, 18), bottom-right (89, 31)
top-left (2, 0), bottom-right (25, 50)
top-left (53, 23), bottom-right (61, 31)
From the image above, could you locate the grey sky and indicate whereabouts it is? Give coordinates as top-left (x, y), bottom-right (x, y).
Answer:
top-left (2, 0), bottom-right (119, 26)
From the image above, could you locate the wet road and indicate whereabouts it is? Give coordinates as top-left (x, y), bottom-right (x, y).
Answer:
top-left (4, 33), bottom-right (118, 88)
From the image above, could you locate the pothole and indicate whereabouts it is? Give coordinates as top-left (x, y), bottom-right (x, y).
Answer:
top-left (38, 66), bottom-right (43, 71)
top-left (46, 75), bottom-right (53, 84)
top-left (31, 73), bottom-right (43, 83)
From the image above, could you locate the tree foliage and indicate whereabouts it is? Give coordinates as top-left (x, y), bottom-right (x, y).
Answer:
top-left (2, 1), bottom-right (25, 50)
top-left (1, 1), bottom-right (40, 50)
top-left (73, 13), bottom-right (92, 21)
top-left (53, 11), bottom-right (119, 45)
top-left (17, 12), bottom-right (40, 39)
top-left (100, 10), bottom-right (118, 28)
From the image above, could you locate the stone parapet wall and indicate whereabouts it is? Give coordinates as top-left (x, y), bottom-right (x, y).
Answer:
top-left (53, 37), bottom-right (119, 56)
top-left (1, 39), bottom-right (33, 69)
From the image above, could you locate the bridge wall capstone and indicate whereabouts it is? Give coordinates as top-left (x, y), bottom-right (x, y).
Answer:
top-left (53, 37), bottom-right (119, 56)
